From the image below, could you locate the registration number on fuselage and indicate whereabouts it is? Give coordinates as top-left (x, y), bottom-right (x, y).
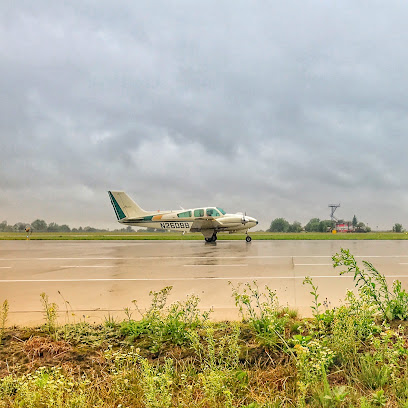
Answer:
top-left (160, 222), bottom-right (191, 229)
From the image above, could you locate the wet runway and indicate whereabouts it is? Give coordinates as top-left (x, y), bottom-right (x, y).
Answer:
top-left (2, 240), bottom-right (408, 325)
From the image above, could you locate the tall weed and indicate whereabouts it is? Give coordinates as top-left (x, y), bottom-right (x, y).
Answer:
top-left (120, 287), bottom-right (211, 351)
top-left (104, 345), bottom-right (174, 407)
top-left (329, 290), bottom-right (379, 363)
top-left (230, 281), bottom-right (288, 347)
top-left (40, 292), bottom-right (58, 335)
top-left (294, 338), bottom-right (336, 406)
top-left (0, 300), bottom-right (8, 346)
top-left (333, 248), bottom-right (408, 320)
top-left (188, 324), bottom-right (242, 407)
top-left (140, 358), bottom-right (174, 408)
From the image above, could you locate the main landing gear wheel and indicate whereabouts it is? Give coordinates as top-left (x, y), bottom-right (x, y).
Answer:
top-left (205, 233), bottom-right (217, 243)
top-left (246, 235), bottom-right (252, 243)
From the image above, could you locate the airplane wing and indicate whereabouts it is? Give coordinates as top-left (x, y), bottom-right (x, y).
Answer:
top-left (190, 218), bottom-right (225, 232)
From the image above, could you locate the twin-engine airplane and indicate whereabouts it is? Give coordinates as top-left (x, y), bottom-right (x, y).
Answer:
top-left (108, 191), bottom-right (258, 242)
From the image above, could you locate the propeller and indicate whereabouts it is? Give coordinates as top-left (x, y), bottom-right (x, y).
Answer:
top-left (241, 212), bottom-right (249, 225)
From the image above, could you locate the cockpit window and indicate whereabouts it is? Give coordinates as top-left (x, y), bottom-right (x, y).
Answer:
top-left (194, 209), bottom-right (204, 217)
top-left (206, 208), bottom-right (220, 217)
top-left (217, 207), bottom-right (226, 215)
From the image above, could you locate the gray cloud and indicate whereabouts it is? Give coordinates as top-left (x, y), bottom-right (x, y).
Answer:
top-left (1, 1), bottom-right (408, 230)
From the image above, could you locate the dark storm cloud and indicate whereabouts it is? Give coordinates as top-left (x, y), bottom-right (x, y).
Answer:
top-left (1, 1), bottom-right (408, 229)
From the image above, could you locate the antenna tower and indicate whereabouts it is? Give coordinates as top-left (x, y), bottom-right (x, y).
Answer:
top-left (328, 204), bottom-right (340, 227)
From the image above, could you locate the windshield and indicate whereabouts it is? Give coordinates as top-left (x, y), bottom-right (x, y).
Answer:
top-left (206, 208), bottom-right (220, 217)
top-left (217, 207), bottom-right (226, 215)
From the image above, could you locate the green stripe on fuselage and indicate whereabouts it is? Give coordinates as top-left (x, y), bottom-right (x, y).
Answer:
top-left (108, 192), bottom-right (126, 220)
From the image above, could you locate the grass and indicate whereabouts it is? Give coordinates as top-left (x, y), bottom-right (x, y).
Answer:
top-left (1, 231), bottom-right (408, 240)
top-left (3, 251), bottom-right (408, 406)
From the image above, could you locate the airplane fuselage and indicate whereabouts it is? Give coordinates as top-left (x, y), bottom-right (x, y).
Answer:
top-left (119, 207), bottom-right (258, 233)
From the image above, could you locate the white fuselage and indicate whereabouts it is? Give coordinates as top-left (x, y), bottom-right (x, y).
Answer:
top-left (119, 207), bottom-right (258, 234)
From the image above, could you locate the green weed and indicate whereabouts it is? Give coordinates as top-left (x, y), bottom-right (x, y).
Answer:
top-left (104, 345), bottom-right (174, 407)
top-left (0, 300), bottom-right (9, 346)
top-left (188, 324), bottom-right (242, 407)
top-left (230, 281), bottom-right (289, 347)
top-left (328, 291), bottom-right (379, 364)
top-left (120, 287), bottom-right (211, 351)
top-left (0, 366), bottom-right (90, 408)
top-left (371, 389), bottom-right (387, 406)
top-left (303, 276), bottom-right (322, 321)
top-left (357, 353), bottom-right (391, 390)
top-left (40, 293), bottom-right (58, 335)
top-left (333, 248), bottom-right (408, 320)
top-left (140, 357), bottom-right (174, 408)
top-left (57, 322), bottom-right (118, 346)
top-left (311, 365), bottom-right (349, 408)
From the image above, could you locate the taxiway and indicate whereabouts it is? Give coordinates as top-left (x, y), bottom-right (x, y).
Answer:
top-left (1, 240), bottom-right (408, 325)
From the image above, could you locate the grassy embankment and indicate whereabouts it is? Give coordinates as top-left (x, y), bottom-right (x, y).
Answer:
top-left (2, 250), bottom-right (408, 406)
top-left (1, 231), bottom-right (408, 240)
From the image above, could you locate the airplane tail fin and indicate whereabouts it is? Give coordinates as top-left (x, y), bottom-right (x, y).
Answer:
top-left (108, 191), bottom-right (149, 220)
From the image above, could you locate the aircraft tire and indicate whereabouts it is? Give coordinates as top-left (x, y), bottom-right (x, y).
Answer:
top-left (205, 234), bottom-right (217, 243)
top-left (246, 236), bottom-right (252, 243)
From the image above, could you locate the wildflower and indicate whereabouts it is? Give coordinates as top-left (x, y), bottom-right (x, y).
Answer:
top-left (294, 344), bottom-right (304, 352)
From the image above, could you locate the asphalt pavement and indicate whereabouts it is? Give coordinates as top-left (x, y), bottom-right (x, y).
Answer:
top-left (1, 240), bottom-right (408, 325)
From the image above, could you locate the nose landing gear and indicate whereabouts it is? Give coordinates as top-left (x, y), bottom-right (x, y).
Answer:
top-left (245, 235), bottom-right (252, 243)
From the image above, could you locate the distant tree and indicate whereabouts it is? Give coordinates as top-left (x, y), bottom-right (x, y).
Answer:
top-left (356, 222), bottom-right (366, 232)
top-left (0, 221), bottom-right (7, 232)
top-left (47, 222), bottom-right (59, 232)
top-left (32, 219), bottom-right (47, 231)
top-left (84, 226), bottom-right (97, 232)
top-left (305, 218), bottom-right (320, 232)
top-left (60, 224), bottom-right (71, 232)
top-left (288, 221), bottom-right (303, 233)
top-left (13, 222), bottom-right (27, 232)
top-left (268, 218), bottom-right (290, 232)
top-left (126, 226), bottom-right (134, 232)
top-left (319, 220), bottom-right (333, 232)
top-left (393, 223), bottom-right (403, 233)
top-left (352, 215), bottom-right (358, 229)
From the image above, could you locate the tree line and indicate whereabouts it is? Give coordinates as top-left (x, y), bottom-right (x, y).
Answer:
top-left (0, 220), bottom-right (134, 233)
top-left (267, 215), bottom-right (375, 233)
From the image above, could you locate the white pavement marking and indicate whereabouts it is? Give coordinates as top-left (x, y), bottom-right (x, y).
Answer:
top-left (0, 276), bottom-right (353, 282)
top-left (183, 264), bottom-right (248, 267)
top-left (0, 267), bottom-right (11, 269)
top-left (3, 275), bottom-right (408, 283)
top-left (60, 266), bottom-right (116, 268)
top-left (295, 264), bottom-right (333, 266)
top-left (1, 255), bottom-right (408, 261)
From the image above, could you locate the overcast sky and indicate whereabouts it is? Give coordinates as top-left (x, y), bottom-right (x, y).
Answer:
top-left (1, 1), bottom-right (408, 231)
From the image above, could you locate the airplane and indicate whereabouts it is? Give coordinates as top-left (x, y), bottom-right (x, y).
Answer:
top-left (108, 191), bottom-right (258, 242)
